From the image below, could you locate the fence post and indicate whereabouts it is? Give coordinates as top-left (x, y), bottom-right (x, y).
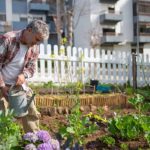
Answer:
top-left (132, 53), bottom-right (137, 89)
top-left (128, 53), bottom-right (132, 86)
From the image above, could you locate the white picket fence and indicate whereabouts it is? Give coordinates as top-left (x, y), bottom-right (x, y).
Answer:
top-left (28, 44), bottom-right (150, 87)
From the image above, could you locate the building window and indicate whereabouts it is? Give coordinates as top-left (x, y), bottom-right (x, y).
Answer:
top-left (33, 17), bottom-right (43, 20)
top-left (20, 17), bottom-right (27, 22)
top-left (139, 1), bottom-right (150, 15)
top-left (139, 23), bottom-right (150, 34)
top-left (0, 14), bottom-right (6, 21)
top-left (103, 28), bottom-right (115, 35)
top-left (108, 6), bottom-right (115, 13)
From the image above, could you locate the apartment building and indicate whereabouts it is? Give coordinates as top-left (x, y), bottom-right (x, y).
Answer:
top-left (0, 0), bottom-right (68, 46)
top-left (0, 0), bottom-right (150, 54)
top-left (74, 0), bottom-right (150, 54)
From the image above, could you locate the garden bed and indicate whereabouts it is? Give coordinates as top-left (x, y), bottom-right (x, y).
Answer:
top-left (30, 84), bottom-right (150, 149)
top-left (40, 107), bottom-right (150, 150)
top-left (35, 93), bottom-right (128, 116)
top-left (35, 93), bottom-right (127, 108)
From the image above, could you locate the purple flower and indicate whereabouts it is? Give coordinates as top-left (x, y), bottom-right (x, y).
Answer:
top-left (24, 143), bottom-right (36, 150)
top-left (23, 132), bottom-right (38, 143)
top-left (36, 130), bottom-right (51, 143)
top-left (51, 139), bottom-right (60, 150)
top-left (37, 143), bottom-right (53, 150)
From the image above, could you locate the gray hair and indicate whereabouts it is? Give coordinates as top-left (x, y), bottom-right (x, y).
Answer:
top-left (26, 19), bottom-right (49, 40)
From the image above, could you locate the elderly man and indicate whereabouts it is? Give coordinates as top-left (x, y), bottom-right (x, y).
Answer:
top-left (0, 20), bottom-right (49, 132)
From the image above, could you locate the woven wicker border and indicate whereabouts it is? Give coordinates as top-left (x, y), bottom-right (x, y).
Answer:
top-left (35, 93), bottom-right (127, 108)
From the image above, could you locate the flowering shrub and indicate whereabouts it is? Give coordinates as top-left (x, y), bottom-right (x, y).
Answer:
top-left (23, 130), bottom-right (60, 150)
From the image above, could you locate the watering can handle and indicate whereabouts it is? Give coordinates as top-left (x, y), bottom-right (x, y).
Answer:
top-left (8, 84), bottom-right (16, 95)
top-left (8, 84), bottom-right (24, 95)
top-left (25, 93), bottom-right (36, 112)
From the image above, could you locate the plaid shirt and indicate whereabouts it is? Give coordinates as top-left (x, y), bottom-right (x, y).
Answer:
top-left (0, 30), bottom-right (39, 87)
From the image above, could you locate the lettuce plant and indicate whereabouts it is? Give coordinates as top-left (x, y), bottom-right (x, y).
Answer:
top-left (108, 115), bottom-right (143, 140)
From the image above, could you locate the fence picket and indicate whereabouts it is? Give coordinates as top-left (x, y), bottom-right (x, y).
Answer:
top-left (107, 50), bottom-right (111, 83)
top-left (84, 48), bottom-right (89, 83)
top-left (47, 44), bottom-right (52, 81)
top-left (122, 52), bottom-right (127, 84)
top-left (118, 52), bottom-right (122, 84)
top-left (90, 48), bottom-right (95, 80)
top-left (146, 54), bottom-right (150, 84)
top-left (95, 49), bottom-right (100, 81)
top-left (39, 45), bottom-right (45, 79)
top-left (72, 47), bottom-right (78, 82)
top-left (66, 46), bottom-right (72, 82)
top-left (29, 44), bottom-right (150, 87)
top-left (54, 45), bottom-right (59, 82)
top-left (112, 51), bottom-right (117, 84)
top-left (60, 45), bottom-right (65, 82)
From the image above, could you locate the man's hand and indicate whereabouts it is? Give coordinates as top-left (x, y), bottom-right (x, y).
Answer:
top-left (16, 74), bottom-right (25, 85)
top-left (0, 86), bottom-right (9, 99)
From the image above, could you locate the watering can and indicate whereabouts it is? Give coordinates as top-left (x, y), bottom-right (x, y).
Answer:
top-left (8, 85), bottom-right (35, 118)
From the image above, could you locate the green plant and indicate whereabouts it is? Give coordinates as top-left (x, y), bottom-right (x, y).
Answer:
top-left (145, 132), bottom-right (150, 146)
top-left (0, 109), bottom-right (22, 150)
top-left (137, 88), bottom-right (150, 101)
top-left (139, 116), bottom-right (150, 145)
top-left (125, 87), bottom-right (134, 95)
top-left (120, 143), bottom-right (129, 150)
top-left (64, 81), bottom-right (83, 94)
top-left (100, 135), bottom-right (115, 147)
top-left (43, 81), bottom-right (55, 88)
top-left (128, 94), bottom-right (150, 114)
top-left (108, 114), bottom-right (143, 140)
top-left (59, 101), bottom-right (97, 148)
top-left (97, 106), bottom-right (105, 115)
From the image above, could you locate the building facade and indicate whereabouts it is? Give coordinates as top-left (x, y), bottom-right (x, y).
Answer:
top-left (74, 0), bottom-right (150, 54)
top-left (0, 0), bottom-right (150, 54)
top-left (0, 0), bottom-right (67, 46)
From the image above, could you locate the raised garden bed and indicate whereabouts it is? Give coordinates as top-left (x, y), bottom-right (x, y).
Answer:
top-left (35, 93), bottom-right (127, 116)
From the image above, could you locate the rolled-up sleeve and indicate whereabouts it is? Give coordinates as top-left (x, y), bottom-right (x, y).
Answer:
top-left (0, 36), bottom-right (8, 87)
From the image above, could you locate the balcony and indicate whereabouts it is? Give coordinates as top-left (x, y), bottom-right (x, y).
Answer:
top-left (100, 11), bottom-right (122, 25)
top-left (100, 32), bottom-right (122, 45)
top-left (138, 14), bottom-right (150, 23)
top-left (136, 33), bottom-right (150, 43)
top-left (99, 0), bottom-right (119, 4)
top-left (29, 1), bottom-right (50, 13)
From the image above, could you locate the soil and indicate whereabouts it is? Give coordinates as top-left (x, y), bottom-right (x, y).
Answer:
top-left (39, 107), bottom-right (150, 150)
